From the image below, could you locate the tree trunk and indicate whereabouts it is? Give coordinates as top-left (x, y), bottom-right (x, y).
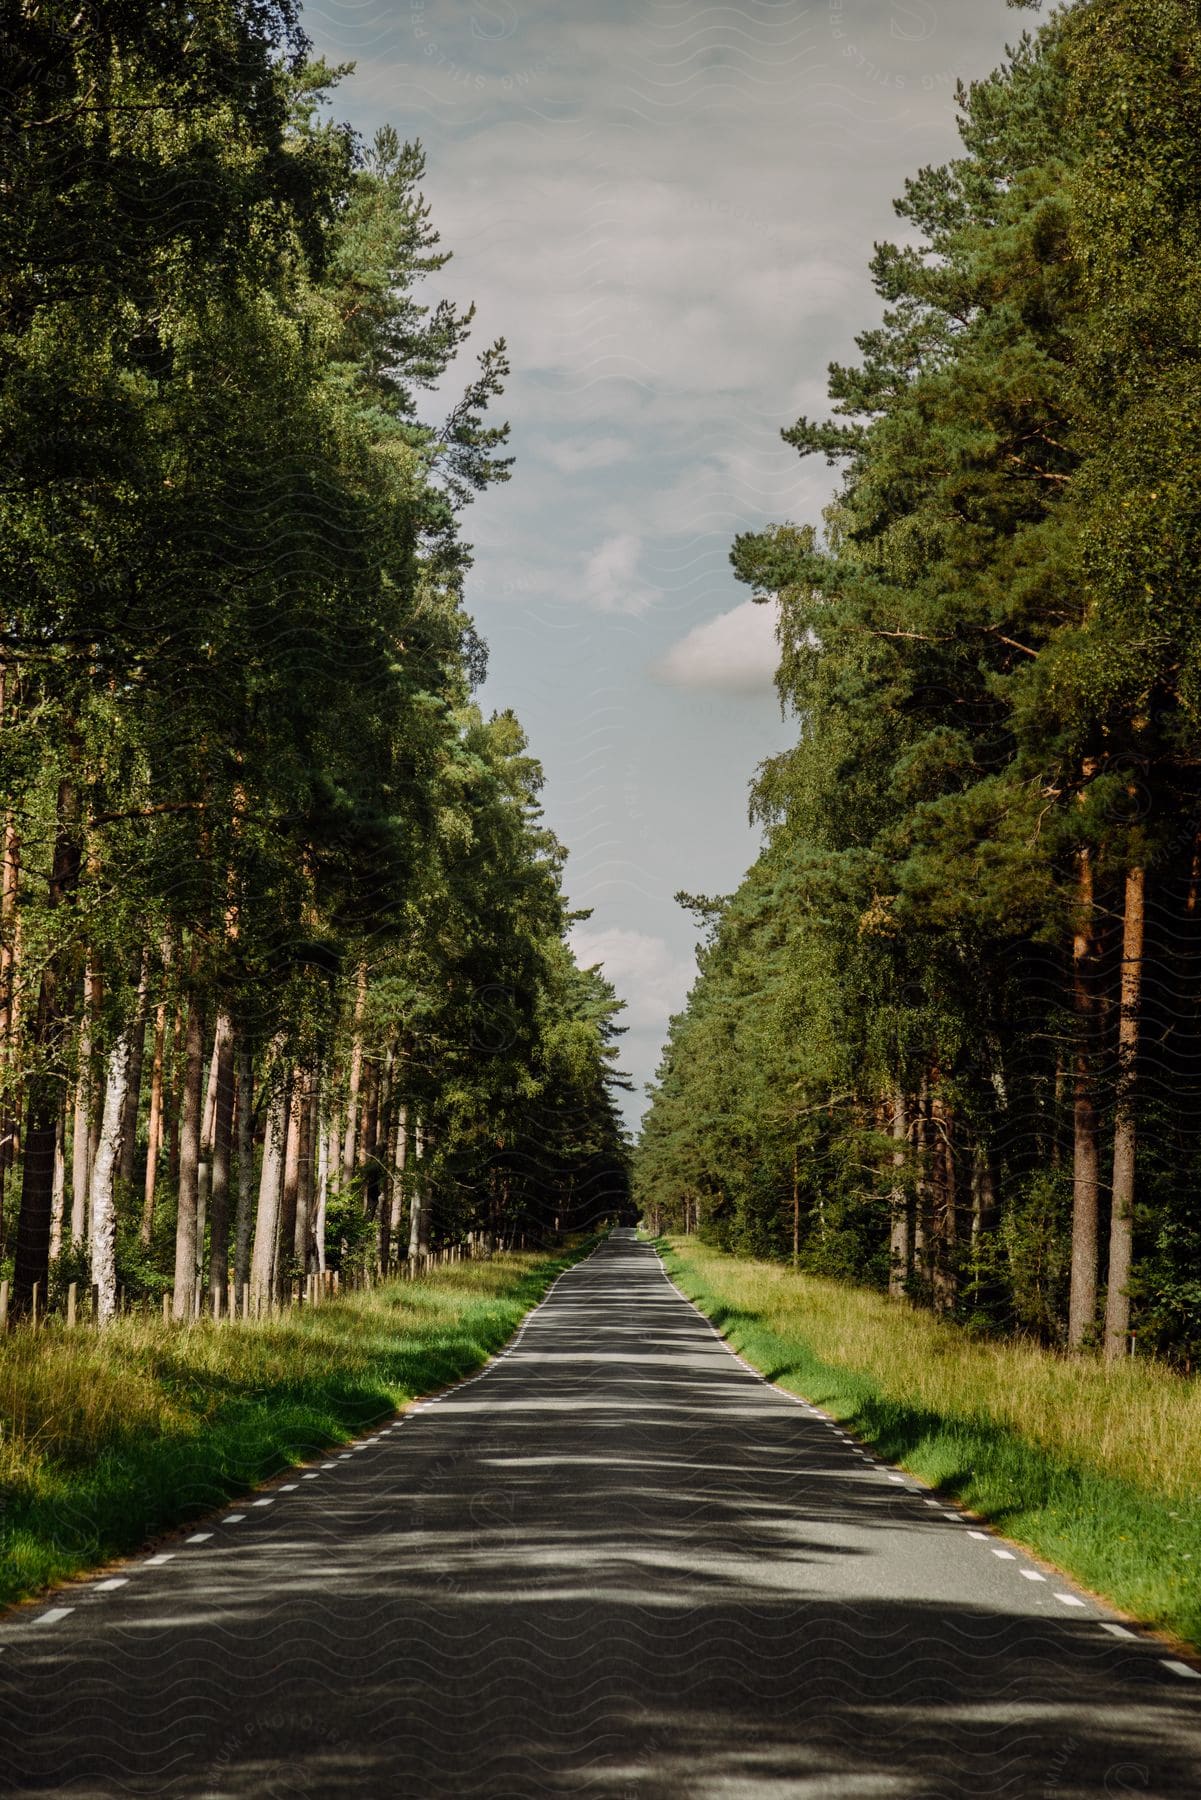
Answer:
top-left (888, 1089), bottom-right (910, 1298)
top-left (970, 1144), bottom-right (997, 1244)
top-left (250, 1060), bottom-right (287, 1305)
top-left (315, 1115), bottom-right (330, 1275)
top-left (70, 967), bottom-right (96, 1245)
top-left (11, 772), bottom-right (81, 1318)
top-left (408, 1115), bottom-right (429, 1258)
top-left (912, 1072), bottom-right (933, 1303)
top-left (207, 1010), bottom-right (235, 1304)
top-left (384, 1101), bottom-right (407, 1268)
top-left (171, 985), bottom-right (205, 1321)
top-left (50, 1097), bottom-right (66, 1261)
top-left (140, 995), bottom-right (167, 1245)
top-left (233, 1042), bottom-right (255, 1298)
top-left (293, 1073), bottom-right (317, 1274)
top-left (276, 1073), bottom-right (302, 1296)
top-left (200, 1027), bottom-right (221, 1155)
top-left (359, 1059), bottom-right (379, 1218)
top-left (167, 998), bottom-right (184, 1184)
top-left (1104, 865), bottom-right (1146, 1362)
top-left (117, 965), bottom-right (149, 1191)
top-left (340, 965), bottom-right (366, 1193)
top-left (90, 1028), bottom-right (134, 1325)
top-left (1068, 845), bottom-right (1102, 1350)
top-left (931, 1080), bottom-right (957, 1314)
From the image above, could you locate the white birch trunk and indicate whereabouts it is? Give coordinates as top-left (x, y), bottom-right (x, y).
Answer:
top-left (50, 1105), bottom-right (66, 1261)
top-left (90, 1032), bottom-right (133, 1325)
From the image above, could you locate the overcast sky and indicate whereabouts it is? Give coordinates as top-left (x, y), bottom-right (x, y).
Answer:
top-left (306, 0), bottom-right (1024, 1124)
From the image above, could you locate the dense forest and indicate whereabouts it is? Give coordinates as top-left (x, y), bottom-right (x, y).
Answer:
top-left (0, 0), bottom-right (630, 1324)
top-left (637, 0), bottom-right (1201, 1365)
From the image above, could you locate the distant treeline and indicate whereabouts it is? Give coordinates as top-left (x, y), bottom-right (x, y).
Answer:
top-left (0, 1), bottom-right (630, 1324)
top-left (637, 0), bottom-right (1201, 1365)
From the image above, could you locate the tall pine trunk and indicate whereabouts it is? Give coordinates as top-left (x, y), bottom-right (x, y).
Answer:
top-left (117, 965), bottom-right (149, 1190)
top-left (888, 1089), bottom-right (910, 1298)
top-left (315, 1116), bottom-right (330, 1275)
top-left (293, 1073), bottom-right (317, 1274)
top-left (1068, 845), bottom-right (1101, 1350)
top-left (233, 1043), bottom-right (255, 1298)
top-left (250, 1060), bottom-right (286, 1306)
top-left (207, 1010), bottom-right (236, 1306)
top-left (340, 966), bottom-right (366, 1193)
top-left (171, 984), bottom-right (205, 1320)
top-left (276, 1073), bottom-right (302, 1296)
top-left (1103, 865), bottom-right (1146, 1362)
top-left (70, 964), bottom-right (98, 1244)
top-left (12, 772), bottom-right (81, 1318)
top-left (931, 1081), bottom-right (957, 1314)
top-left (140, 994), bottom-right (167, 1244)
top-left (384, 1100), bottom-right (407, 1268)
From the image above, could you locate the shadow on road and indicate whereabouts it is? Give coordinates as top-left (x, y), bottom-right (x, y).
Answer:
top-left (1, 1236), bottom-right (1197, 1797)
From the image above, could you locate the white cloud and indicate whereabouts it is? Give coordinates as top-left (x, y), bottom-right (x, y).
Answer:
top-left (541, 434), bottom-right (630, 473)
top-left (581, 532), bottom-right (660, 614)
top-left (655, 598), bottom-right (779, 694)
top-left (569, 925), bottom-right (694, 1032)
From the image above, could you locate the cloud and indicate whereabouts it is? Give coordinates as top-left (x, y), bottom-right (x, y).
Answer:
top-left (541, 434), bottom-right (630, 473)
top-left (569, 925), bottom-right (694, 1032)
top-left (655, 598), bottom-right (779, 693)
top-left (581, 532), bottom-right (660, 614)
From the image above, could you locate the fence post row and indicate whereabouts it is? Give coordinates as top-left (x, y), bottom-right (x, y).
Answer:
top-left (0, 1237), bottom-right (485, 1332)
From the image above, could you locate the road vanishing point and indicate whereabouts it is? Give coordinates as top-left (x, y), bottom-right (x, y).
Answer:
top-left (1, 1231), bottom-right (1199, 1796)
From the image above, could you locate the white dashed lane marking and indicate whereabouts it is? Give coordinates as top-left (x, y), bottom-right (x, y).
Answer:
top-left (1162, 1661), bottom-right (1201, 1680)
top-left (186, 1534), bottom-right (212, 1545)
top-left (224, 1514), bottom-right (246, 1524)
top-left (93, 1579), bottom-right (128, 1592)
top-left (1020, 1570), bottom-right (1046, 1582)
top-left (34, 1609), bottom-right (73, 1626)
top-left (1101, 1624), bottom-right (1136, 1639)
top-left (1055, 1594), bottom-right (1087, 1608)
top-left (145, 1554), bottom-right (174, 1567)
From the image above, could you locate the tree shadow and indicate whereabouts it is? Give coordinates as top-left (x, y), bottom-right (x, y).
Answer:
top-left (1, 1235), bottom-right (1197, 1798)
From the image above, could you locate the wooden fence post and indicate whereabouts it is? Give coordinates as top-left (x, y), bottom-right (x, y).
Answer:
top-left (67, 1281), bottom-right (77, 1328)
top-left (31, 1280), bottom-right (39, 1330)
top-left (0, 1279), bottom-right (9, 1332)
top-left (163, 1292), bottom-right (171, 1324)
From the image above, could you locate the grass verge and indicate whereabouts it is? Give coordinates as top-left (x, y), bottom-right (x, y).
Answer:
top-left (659, 1236), bottom-right (1201, 1652)
top-left (0, 1243), bottom-right (591, 1609)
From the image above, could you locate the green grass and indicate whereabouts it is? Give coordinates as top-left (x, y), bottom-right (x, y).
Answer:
top-left (0, 1244), bottom-right (591, 1609)
top-left (659, 1236), bottom-right (1201, 1652)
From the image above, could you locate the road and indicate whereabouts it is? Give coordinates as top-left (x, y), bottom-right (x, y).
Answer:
top-left (1, 1231), bottom-right (1199, 1797)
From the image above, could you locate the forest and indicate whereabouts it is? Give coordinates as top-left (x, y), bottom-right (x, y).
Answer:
top-left (0, 0), bottom-right (631, 1328)
top-left (637, 0), bottom-right (1201, 1366)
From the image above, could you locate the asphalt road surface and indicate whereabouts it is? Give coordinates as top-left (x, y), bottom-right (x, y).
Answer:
top-left (1, 1230), bottom-right (1199, 1797)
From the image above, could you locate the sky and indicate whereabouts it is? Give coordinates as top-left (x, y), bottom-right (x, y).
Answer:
top-left (304, 0), bottom-right (1025, 1124)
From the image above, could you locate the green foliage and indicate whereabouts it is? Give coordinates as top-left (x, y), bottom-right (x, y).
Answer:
top-left (0, 2), bottom-right (629, 1305)
top-left (637, 0), bottom-right (1201, 1361)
